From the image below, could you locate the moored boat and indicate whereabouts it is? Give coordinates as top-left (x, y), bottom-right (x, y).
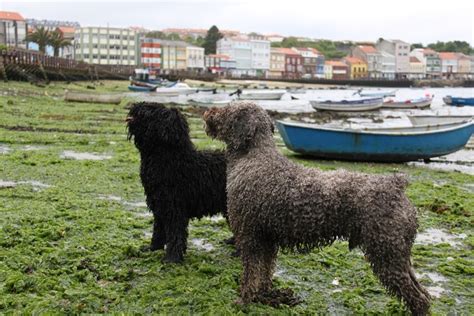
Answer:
top-left (237, 89), bottom-right (286, 100)
top-left (276, 119), bottom-right (474, 162)
top-left (128, 84), bottom-right (158, 92)
top-left (408, 115), bottom-right (473, 126)
top-left (188, 99), bottom-right (231, 107)
top-left (382, 96), bottom-right (432, 109)
top-left (357, 89), bottom-right (397, 98)
top-left (310, 97), bottom-right (384, 112)
top-left (443, 96), bottom-right (474, 106)
top-left (155, 82), bottom-right (197, 96)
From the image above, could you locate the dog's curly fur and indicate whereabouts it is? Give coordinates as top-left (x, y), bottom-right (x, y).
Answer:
top-left (127, 102), bottom-right (228, 263)
top-left (204, 102), bottom-right (430, 315)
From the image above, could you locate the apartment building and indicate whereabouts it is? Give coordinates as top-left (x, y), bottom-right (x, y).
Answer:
top-left (0, 11), bottom-right (28, 49)
top-left (74, 27), bottom-right (139, 65)
top-left (376, 39), bottom-right (410, 78)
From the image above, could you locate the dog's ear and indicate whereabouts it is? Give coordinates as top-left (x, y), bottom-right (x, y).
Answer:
top-left (230, 108), bottom-right (257, 152)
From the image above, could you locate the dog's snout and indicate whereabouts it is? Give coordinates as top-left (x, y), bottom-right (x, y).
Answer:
top-left (125, 116), bottom-right (134, 123)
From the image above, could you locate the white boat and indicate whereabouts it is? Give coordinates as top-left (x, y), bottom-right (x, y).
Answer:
top-left (287, 87), bottom-right (307, 94)
top-left (188, 99), bottom-right (231, 107)
top-left (382, 96), bottom-right (432, 109)
top-left (237, 89), bottom-right (286, 100)
top-left (357, 89), bottom-right (397, 98)
top-left (155, 83), bottom-right (197, 96)
top-left (310, 97), bottom-right (384, 112)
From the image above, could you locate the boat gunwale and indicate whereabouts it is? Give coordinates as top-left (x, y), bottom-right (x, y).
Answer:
top-left (276, 119), bottom-right (474, 136)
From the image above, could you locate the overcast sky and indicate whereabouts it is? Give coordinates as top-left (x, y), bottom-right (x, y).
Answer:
top-left (2, 0), bottom-right (473, 46)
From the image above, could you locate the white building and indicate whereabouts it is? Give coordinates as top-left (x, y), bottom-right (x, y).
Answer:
top-left (186, 45), bottom-right (205, 70)
top-left (379, 51), bottom-right (396, 79)
top-left (0, 11), bottom-right (27, 49)
top-left (74, 26), bottom-right (139, 65)
top-left (376, 39), bottom-right (410, 78)
top-left (408, 57), bottom-right (425, 79)
top-left (217, 36), bottom-right (270, 77)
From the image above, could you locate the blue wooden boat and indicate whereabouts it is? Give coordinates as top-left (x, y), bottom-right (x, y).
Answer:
top-left (443, 96), bottom-right (474, 106)
top-left (128, 85), bottom-right (158, 92)
top-left (276, 120), bottom-right (474, 162)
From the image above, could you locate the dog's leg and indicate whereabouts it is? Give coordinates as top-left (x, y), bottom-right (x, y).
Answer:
top-left (150, 213), bottom-right (166, 251)
top-left (367, 252), bottom-right (431, 316)
top-left (162, 215), bottom-right (189, 263)
top-left (239, 238), bottom-right (278, 304)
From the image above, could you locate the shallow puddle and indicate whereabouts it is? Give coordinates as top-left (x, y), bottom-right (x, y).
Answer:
top-left (190, 238), bottom-right (214, 251)
top-left (0, 179), bottom-right (51, 190)
top-left (415, 228), bottom-right (467, 247)
top-left (61, 150), bottom-right (112, 160)
top-left (0, 144), bottom-right (10, 154)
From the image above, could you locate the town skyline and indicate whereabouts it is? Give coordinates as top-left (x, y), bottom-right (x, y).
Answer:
top-left (2, 0), bottom-right (473, 46)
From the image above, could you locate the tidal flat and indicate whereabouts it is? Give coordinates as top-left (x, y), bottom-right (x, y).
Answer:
top-left (0, 81), bottom-right (472, 314)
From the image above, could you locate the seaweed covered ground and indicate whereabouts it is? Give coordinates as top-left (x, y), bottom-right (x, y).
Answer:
top-left (1, 81), bottom-right (473, 315)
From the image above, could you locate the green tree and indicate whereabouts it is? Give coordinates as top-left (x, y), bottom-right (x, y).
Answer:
top-left (166, 33), bottom-right (181, 41)
top-left (427, 41), bottom-right (473, 55)
top-left (411, 43), bottom-right (424, 50)
top-left (145, 31), bottom-right (166, 39)
top-left (49, 30), bottom-right (71, 57)
top-left (26, 26), bottom-right (50, 54)
top-left (203, 25), bottom-right (223, 54)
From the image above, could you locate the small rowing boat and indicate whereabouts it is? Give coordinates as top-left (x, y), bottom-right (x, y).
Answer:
top-left (310, 97), bottom-right (384, 112)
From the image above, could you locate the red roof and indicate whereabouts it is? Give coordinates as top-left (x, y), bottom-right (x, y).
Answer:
top-left (57, 26), bottom-right (76, 34)
top-left (276, 48), bottom-right (301, 56)
top-left (0, 11), bottom-right (25, 21)
top-left (439, 52), bottom-right (460, 60)
top-left (325, 60), bottom-right (347, 67)
top-left (358, 45), bottom-right (377, 53)
top-left (344, 57), bottom-right (366, 64)
top-left (410, 57), bottom-right (421, 63)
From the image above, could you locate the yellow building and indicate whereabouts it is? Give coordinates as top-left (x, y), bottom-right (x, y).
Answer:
top-left (159, 40), bottom-right (188, 71)
top-left (343, 57), bottom-right (368, 79)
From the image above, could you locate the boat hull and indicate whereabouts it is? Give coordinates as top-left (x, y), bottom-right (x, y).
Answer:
top-left (443, 96), bottom-right (474, 106)
top-left (128, 85), bottom-right (156, 92)
top-left (155, 88), bottom-right (197, 96)
top-left (238, 91), bottom-right (285, 100)
top-left (310, 98), bottom-right (383, 112)
top-left (382, 99), bottom-right (432, 109)
top-left (276, 121), bottom-right (474, 162)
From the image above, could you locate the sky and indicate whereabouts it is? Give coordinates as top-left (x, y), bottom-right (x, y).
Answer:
top-left (2, 0), bottom-right (473, 46)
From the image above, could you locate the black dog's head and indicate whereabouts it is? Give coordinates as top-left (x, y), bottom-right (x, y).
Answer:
top-left (203, 102), bottom-right (274, 153)
top-left (126, 102), bottom-right (191, 151)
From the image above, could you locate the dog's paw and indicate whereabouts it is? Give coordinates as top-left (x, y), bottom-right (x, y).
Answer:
top-left (256, 288), bottom-right (301, 307)
top-left (162, 255), bottom-right (184, 264)
top-left (223, 236), bottom-right (236, 245)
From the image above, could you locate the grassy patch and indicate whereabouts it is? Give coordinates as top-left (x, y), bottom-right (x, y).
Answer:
top-left (1, 81), bottom-right (473, 314)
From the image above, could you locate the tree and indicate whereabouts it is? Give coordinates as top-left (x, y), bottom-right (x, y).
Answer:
top-left (411, 43), bottom-right (424, 50)
top-left (166, 33), bottom-right (181, 41)
top-left (49, 30), bottom-right (71, 57)
top-left (203, 25), bottom-right (223, 54)
top-left (145, 31), bottom-right (166, 39)
top-left (27, 26), bottom-right (50, 54)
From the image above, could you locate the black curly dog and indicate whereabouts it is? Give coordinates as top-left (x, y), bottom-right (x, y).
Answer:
top-left (127, 102), bottom-right (228, 263)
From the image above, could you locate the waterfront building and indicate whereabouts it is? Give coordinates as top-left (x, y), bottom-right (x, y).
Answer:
top-left (351, 45), bottom-right (382, 78)
top-left (186, 45), bottom-right (205, 71)
top-left (376, 39), bottom-right (410, 78)
top-left (274, 48), bottom-right (303, 79)
top-left (343, 57), bottom-right (368, 79)
top-left (268, 48), bottom-right (285, 78)
top-left (380, 51), bottom-right (396, 79)
top-left (439, 52), bottom-right (459, 79)
top-left (217, 37), bottom-right (254, 77)
top-left (292, 47), bottom-right (324, 78)
top-left (141, 38), bottom-right (161, 69)
top-left (56, 26), bottom-right (75, 59)
top-left (205, 54), bottom-right (236, 75)
top-left (0, 11), bottom-right (27, 49)
top-left (324, 60), bottom-right (349, 80)
top-left (408, 56), bottom-right (425, 79)
top-left (250, 38), bottom-right (270, 76)
top-left (409, 48), bottom-right (441, 79)
top-left (457, 54), bottom-right (471, 79)
top-left (74, 27), bottom-right (139, 65)
top-left (157, 40), bottom-right (188, 71)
